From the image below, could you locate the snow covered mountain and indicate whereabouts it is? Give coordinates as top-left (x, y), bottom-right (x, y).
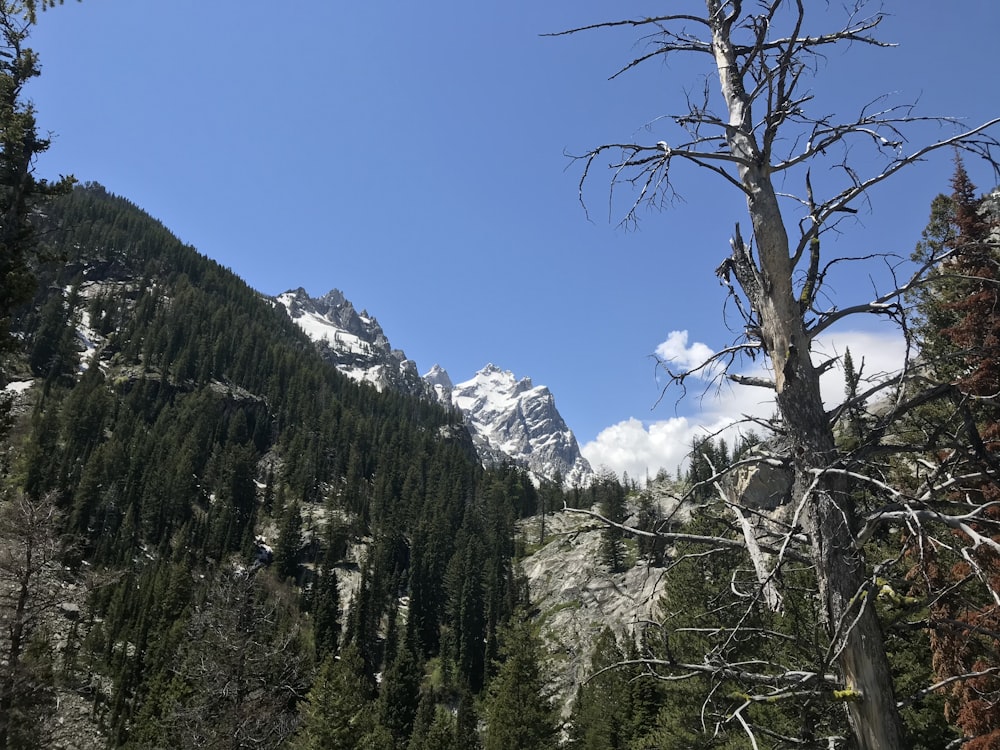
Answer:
top-left (438, 364), bottom-right (593, 487)
top-left (274, 288), bottom-right (425, 395)
top-left (277, 288), bottom-right (592, 486)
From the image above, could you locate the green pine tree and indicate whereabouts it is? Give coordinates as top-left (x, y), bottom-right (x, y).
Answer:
top-left (292, 644), bottom-right (375, 750)
top-left (274, 500), bottom-right (303, 581)
top-left (481, 616), bottom-right (557, 750)
top-left (567, 627), bottom-right (631, 750)
top-left (0, 1), bottom-right (73, 381)
top-left (376, 636), bottom-right (423, 744)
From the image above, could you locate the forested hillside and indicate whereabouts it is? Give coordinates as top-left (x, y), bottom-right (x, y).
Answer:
top-left (1, 183), bottom-right (558, 748)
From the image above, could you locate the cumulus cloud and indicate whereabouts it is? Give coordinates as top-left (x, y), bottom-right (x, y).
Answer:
top-left (584, 327), bottom-right (907, 483)
top-left (654, 330), bottom-right (719, 379)
top-left (582, 417), bottom-right (693, 484)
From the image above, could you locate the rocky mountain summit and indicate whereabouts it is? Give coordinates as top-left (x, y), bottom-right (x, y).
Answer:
top-left (274, 288), bottom-right (425, 395)
top-left (443, 364), bottom-right (593, 486)
top-left (276, 289), bottom-right (593, 485)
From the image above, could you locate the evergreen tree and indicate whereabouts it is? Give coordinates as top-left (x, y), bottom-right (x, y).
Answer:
top-left (594, 470), bottom-right (627, 572)
top-left (312, 560), bottom-right (341, 659)
top-left (376, 636), bottom-right (423, 745)
top-left (840, 346), bottom-right (868, 448)
top-left (274, 500), bottom-right (304, 581)
top-left (415, 707), bottom-right (458, 750)
top-left (938, 162), bottom-right (1000, 402)
top-left (634, 490), bottom-right (666, 566)
top-left (481, 616), bottom-right (557, 750)
top-left (911, 191), bottom-right (961, 359)
top-left (0, 2), bottom-right (73, 380)
top-left (910, 158), bottom-right (1000, 748)
top-left (292, 644), bottom-right (374, 750)
top-left (566, 627), bottom-right (631, 750)
top-left (454, 690), bottom-right (481, 750)
top-left (27, 291), bottom-right (76, 378)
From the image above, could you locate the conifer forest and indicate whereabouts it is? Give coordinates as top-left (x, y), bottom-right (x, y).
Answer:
top-left (2, 1), bottom-right (1000, 748)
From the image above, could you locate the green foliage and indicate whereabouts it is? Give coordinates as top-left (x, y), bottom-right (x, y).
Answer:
top-left (0, 2), bottom-right (74, 374)
top-left (593, 469), bottom-right (627, 572)
top-left (839, 346), bottom-right (869, 449)
top-left (293, 645), bottom-right (374, 750)
top-left (904, 158), bottom-right (1000, 748)
top-left (634, 490), bottom-right (666, 565)
top-left (377, 637), bottom-right (424, 744)
top-left (685, 435), bottom-right (729, 502)
top-left (482, 615), bottom-right (558, 750)
top-left (274, 500), bottom-right (304, 581)
top-left (27, 290), bottom-right (77, 379)
top-left (629, 509), bottom-right (844, 748)
top-left (311, 561), bottom-right (341, 659)
top-left (129, 572), bottom-right (311, 749)
top-left (567, 628), bottom-right (633, 750)
top-left (0, 181), bottom-right (552, 747)
top-left (407, 697), bottom-right (460, 750)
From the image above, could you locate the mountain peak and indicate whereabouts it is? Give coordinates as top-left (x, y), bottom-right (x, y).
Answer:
top-left (423, 364), bottom-right (453, 389)
top-left (423, 364), bottom-right (454, 404)
top-left (472, 363), bottom-right (535, 394)
top-left (274, 287), bottom-right (423, 395)
top-left (317, 288), bottom-right (347, 307)
top-left (451, 365), bottom-right (592, 486)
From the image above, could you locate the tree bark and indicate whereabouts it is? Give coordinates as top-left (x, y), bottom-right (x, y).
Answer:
top-left (706, 2), bottom-right (906, 746)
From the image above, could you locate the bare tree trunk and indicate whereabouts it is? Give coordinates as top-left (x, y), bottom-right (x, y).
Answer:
top-left (705, 3), bottom-right (905, 745)
top-left (558, 1), bottom-right (999, 743)
top-left (778, 362), bottom-right (904, 749)
top-left (0, 492), bottom-right (64, 750)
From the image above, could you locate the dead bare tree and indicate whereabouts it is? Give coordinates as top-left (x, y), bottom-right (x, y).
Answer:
top-left (0, 491), bottom-right (71, 749)
top-left (551, 2), bottom-right (999, 748)
top-left (145, 571), bottom-right (310, 750)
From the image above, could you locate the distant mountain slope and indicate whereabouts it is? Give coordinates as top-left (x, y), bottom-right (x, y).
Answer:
top-left (7, 183), bottom-right (535, 747)
top-left (276, 288), bottom-right (593, 485)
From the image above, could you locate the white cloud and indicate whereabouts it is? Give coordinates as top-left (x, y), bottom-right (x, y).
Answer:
top-left (582, 417), bottom-right (691, 483)
top-left (585, 327), bottom-right (907, 483)
top-left (654, 330), bottom-right (719, 378)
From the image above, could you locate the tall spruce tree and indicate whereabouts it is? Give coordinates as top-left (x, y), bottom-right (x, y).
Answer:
top-left (911, 159), bottom-right (1000, 748)
top-left (481, 616), bottom-right (557, 750)
top-left (566, 627), bottom-right (632, 750)
top-left (292, 644), bottom-right (375, 750)
top-left (0, 1), bottom-right (72, 444)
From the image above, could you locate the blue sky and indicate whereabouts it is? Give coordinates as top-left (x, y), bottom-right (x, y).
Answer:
top-left (26, 1), bottom-right (1000, 479)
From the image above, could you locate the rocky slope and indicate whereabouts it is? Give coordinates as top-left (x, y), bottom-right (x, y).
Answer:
top-left (519, 497), bottom-right (670, 715)
top-left (274, 287), bottom-right (425, 395)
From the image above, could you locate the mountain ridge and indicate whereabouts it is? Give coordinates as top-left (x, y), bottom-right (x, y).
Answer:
top-left (276, 287), bottom-right (593, 485)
